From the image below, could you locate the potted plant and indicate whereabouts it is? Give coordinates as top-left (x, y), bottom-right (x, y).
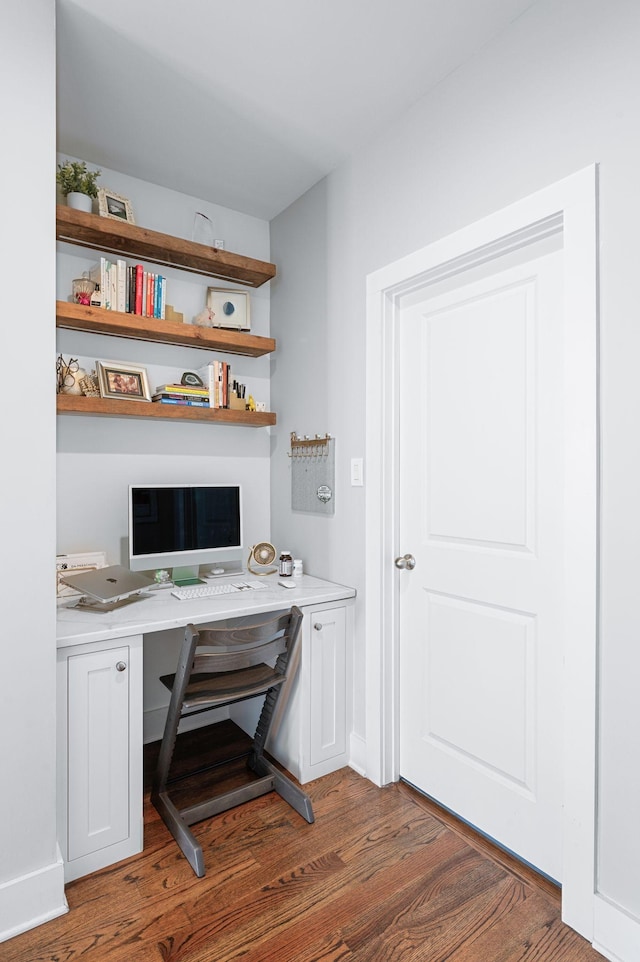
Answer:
top-left (56, 160), bottom-right (101, 213)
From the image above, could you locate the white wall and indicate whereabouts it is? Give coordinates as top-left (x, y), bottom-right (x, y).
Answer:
top-left (56, 160), bottom-right (273, 568)
top-left (271, 0), bottom-right (640, 953)
top-left (0, 0), bottom-right (67, 941)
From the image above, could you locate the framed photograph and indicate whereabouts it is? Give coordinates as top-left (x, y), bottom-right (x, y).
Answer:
top-left (206, 287), bottom-right (251, 331)
top-left (96, 360), bottom-right (151, 401)
top-left (97, 187), bottom-right (136, 224)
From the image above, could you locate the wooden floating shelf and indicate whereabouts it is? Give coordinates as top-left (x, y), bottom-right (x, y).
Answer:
top-left (57, 394), bottom-right (276, 426)
top-left (56, 206), bottom-right (276, 288)
top-left (56, 301), bottom-right (275, 357)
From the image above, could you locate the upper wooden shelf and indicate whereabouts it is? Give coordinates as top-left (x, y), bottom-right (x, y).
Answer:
top-left (56, 205), bottom-right (276, 288)
top-left (56, 301), bottom-right (275, 358)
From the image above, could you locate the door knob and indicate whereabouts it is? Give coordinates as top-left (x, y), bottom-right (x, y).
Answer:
top-left (395, 554), bottom-right (416, 570)
top-left (116, 661), bottom-right (127, 672)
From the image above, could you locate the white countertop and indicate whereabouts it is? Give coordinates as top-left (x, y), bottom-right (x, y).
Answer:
top-left (57, 574), bottom-right (356, 648)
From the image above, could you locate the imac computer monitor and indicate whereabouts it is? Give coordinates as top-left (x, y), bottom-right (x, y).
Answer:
top-left (129, 483), bottom-right (242, 584)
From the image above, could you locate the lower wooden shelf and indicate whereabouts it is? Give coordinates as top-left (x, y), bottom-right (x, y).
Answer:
top-left (57, 394), bottom-right (276, 426)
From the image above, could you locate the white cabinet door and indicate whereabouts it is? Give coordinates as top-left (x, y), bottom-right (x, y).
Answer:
top-left (67, 645), bottom-right (130, 860)
top-left (58, 635), bottom-right (143, 880)
top-left (265, 601), bottom-right (352, 784)
top-left (308, 605), bottom-right (347, 768)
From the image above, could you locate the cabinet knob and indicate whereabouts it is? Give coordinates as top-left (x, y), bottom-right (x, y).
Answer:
top-left (116, 661), bottom-right (127, 672)
top-left (313, 622), bottom-right (323, 631)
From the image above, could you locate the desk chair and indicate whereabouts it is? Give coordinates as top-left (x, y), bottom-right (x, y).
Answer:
top-left (151, 606), bottom-right (314, 876)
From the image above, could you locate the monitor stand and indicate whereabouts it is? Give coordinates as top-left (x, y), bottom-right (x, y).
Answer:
top-left (171, 564), bottom-right (203, 587)
top-left (202, 560), bottom-right (244, 579)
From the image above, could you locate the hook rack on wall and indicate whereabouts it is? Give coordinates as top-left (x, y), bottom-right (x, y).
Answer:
top-left (288, 432), bottom-right (332, 458)
top-left (289, 432), bottom-right (335, 514)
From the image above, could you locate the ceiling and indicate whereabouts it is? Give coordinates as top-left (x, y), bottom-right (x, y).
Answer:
top-left (56, 0), bottom-right (536, 221)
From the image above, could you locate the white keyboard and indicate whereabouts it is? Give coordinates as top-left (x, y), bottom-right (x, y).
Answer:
top-left (171, 581), bottom-right (266, 600)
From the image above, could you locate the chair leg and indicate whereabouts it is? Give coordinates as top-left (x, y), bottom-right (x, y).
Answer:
top-left (152, 631), bottom-right (198, 796)
top-left (152, 629), bottom-right (207, 877)
top-left (249, 752), bottom-right (315, 824)
top-left (248, 656), bottom-right (315, 824)
top-left (152, 789), bottom-right (205, 877)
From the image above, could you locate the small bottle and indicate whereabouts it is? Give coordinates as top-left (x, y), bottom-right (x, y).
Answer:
top-left (90, 285), bottom-right (103, 308)
top-left (293, 559), bottom-right (303, 578)
top-left (279, 550), bottom-right (293, 577)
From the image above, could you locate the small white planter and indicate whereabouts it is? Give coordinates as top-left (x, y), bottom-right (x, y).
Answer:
top-left (66, 191), bottom-right (93, 213)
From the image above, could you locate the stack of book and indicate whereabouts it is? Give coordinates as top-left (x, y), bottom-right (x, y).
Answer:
top-left (152, 384), bottom-right (210, 407)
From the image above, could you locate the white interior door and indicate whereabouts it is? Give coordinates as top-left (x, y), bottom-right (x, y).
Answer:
top-left (398, 245), bottom-right (564, 881)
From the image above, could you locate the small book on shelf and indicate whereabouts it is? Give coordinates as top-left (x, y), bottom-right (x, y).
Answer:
top-left (154, 383), bottom-right (209, 396)
top-left (152, 396), bottom-right (210, 407)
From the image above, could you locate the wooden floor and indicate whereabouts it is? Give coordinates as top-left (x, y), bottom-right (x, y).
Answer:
top-left (4, 724), bottom-right (606, 962)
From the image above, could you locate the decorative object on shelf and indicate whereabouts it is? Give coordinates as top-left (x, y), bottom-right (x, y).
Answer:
top-left (193, 307), bottom-right (216, 328)
top-left (247, 394), bottom-right (256, 411)
top-left (206, 287), bottom-right (251, 331)
top-left (79, 372), bottom-right (100, 397)
top-left (56, 159), bottom-right (101, 212)
top-left (56, 354), bottom-right (87, 395)
top-left (191, 211), bottom-right (215, 247)
top-left (164, 305), bottom-right (184, 324)
top-left (96, 359), bottom-right (151, 401)
top-left (289, 432), bottom-right (335, 516)
top-left (72, 271), bottom-right (96, 306)
top-left (181, 371), bottom-right (204, 387)
top-left (97, 187), bottom-right (135, 224)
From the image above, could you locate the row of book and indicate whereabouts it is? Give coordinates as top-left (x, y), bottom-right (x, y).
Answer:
top-left (89, 257), bottom-right (167, 318)
top-left (197, 360), bottom-right (237, 409)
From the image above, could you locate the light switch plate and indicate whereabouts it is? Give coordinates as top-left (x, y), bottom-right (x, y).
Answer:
top-left (351, 458), bottom-right (364, 486)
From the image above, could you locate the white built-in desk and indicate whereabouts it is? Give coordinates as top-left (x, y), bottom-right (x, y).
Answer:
top-left (56, 575), bottom-right (356, 882)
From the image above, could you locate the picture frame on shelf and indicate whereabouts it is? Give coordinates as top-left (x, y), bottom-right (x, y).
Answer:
top-left (97, 187), bottom-right (135, 224)
top-left (96, 360), bottom-right (151, 401)
top-left (206, 287), bottom-right (251, 331)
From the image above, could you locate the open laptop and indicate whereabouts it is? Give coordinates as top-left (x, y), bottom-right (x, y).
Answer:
top-left (60, 564), bottom-right (154, 611)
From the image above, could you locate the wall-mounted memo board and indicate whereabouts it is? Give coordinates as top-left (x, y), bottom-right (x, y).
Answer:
top-left (289, 432), bottom-right (335, 515)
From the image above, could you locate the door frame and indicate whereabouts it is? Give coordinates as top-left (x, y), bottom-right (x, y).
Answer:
top-left (364, 165), bottom-right (598, 939)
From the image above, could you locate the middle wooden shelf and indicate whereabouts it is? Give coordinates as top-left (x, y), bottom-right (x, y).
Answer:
top-left (56, 301), bottom-right (276, 358)
top-left (57, 394), bottom-right (276, 426)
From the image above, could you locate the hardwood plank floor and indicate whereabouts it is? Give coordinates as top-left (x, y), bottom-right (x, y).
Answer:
top-left (3, 724), bottom-right (606, 962)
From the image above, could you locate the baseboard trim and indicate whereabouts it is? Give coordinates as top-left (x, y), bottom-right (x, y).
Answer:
top-left (593, 894), bottom-right (640, 962)
top-left (0, 851), bottom-right (68, 944)
top-left (349, 731), bottom-right (366, 777)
